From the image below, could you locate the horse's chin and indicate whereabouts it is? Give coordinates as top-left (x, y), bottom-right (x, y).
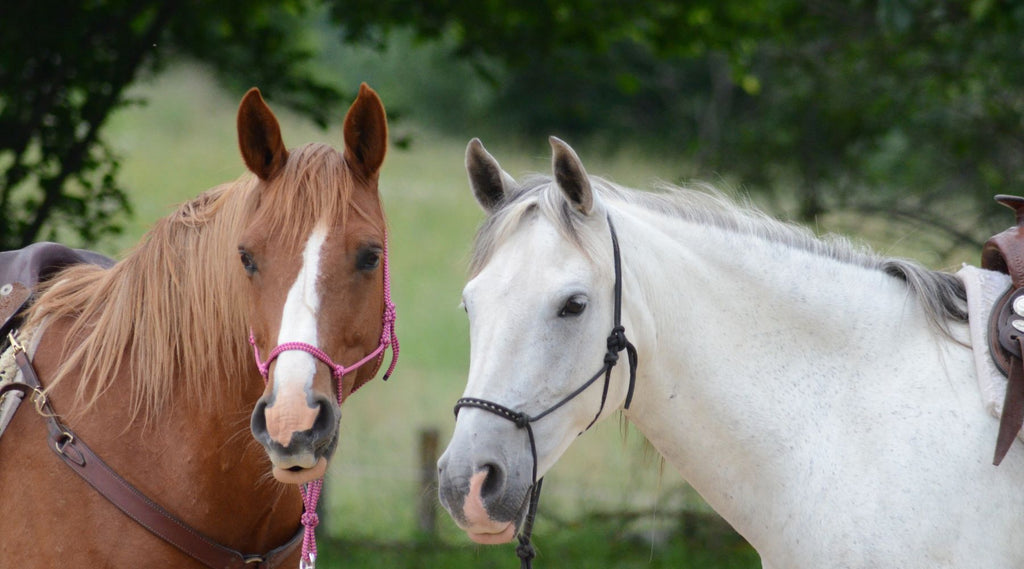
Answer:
top-left (466, 522), bottom-right (516, 544)
top-left (272, 457), bottom-right (328, 484)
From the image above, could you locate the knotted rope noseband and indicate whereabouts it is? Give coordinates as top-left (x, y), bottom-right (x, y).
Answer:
top-left (454, 215), bottom-right (638, 569)
top-left (249, 235), bottom-right (399, 569)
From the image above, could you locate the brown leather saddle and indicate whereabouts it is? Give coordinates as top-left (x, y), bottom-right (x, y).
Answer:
top-left (0, 242), bottom-right (115, 339)
top-left (982, 195), bottom-right (1024, 465)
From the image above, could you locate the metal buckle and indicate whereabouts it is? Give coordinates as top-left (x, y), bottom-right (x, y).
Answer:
top-left (31, 388), bottom-right (50, 416)
top-left (7, 331), bottom-right (25, 355)
top-left (54, 431), bottom-right (75, 455)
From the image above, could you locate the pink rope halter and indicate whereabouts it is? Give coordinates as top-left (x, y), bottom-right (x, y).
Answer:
top-left (248, 235), bottom-right (399, 569)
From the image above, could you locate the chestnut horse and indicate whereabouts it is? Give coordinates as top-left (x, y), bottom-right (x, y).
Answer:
top-left (0, 84), bottom-right (396, 568)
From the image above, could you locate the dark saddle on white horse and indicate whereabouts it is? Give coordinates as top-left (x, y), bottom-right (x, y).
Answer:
top-left (982, 195), bottom-right (1024, 465)
top-left (0, 242), bottom-right (114, 339)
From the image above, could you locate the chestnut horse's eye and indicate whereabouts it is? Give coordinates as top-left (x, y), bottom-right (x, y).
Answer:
top-left (239, 249), bottom-right (258, 276)
top-left (356, 247), bottom-right (381, 271)
top-left (559, 295), bottom-right (587, 317)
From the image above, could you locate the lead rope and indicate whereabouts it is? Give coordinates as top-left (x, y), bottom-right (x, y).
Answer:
top-left (515, 478), bottom-right (543, 569)
top-left (251, 235), bottom-right (399, 569)
top-left (454, 215), bottom-right (637, 569)
top-left (299, 480), bottom-right (323, 569)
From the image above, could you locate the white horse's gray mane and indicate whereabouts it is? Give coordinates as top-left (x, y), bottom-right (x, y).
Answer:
top-left (470, 175), bottom-right (968, 335)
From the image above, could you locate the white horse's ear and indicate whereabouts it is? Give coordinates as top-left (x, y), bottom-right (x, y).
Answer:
top-left (549, 136), bottom-right (593, 215)
top-left (466, 138), bottom-right (515, 213)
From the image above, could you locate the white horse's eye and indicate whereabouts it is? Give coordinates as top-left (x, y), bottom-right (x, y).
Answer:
top-left (558, 295), bottom-right (587, 317)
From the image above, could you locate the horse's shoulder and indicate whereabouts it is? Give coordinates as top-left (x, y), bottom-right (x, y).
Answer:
top-left (0, 242), bottom-right (115, 337)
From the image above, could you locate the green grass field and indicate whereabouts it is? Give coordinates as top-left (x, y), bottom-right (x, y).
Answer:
top-left (103, 64), bottom-right (766, 567)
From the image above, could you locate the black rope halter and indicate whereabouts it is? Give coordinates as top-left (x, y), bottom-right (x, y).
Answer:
top-left (453, 214), bottom-right (639, 569)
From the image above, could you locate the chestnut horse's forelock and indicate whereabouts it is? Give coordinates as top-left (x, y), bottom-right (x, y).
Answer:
top-left (249, 142), bottom-right (385, 247)
top-left (21, 142), bottom-right (380, 424)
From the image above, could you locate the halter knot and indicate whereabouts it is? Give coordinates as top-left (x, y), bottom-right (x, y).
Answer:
top-left (605, 325), bottom-right (628, 365)
top-left (301, 512), bottom-right (319, 529)
top-left (515, 538), bottom-right (537, 562)
top-left (512, 411), bottom-right (530, 429)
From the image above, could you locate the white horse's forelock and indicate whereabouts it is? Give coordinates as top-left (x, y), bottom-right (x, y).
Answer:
top-left (469, 174), bottom-right (605, 277)
top-left (470, 175), bottom-right (968, 337)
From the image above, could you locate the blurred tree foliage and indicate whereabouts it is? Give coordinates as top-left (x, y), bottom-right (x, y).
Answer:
top-left (337, 0), bottom-right (1024, 253)
top-left (0, 0), bottom-right (345, 249)
top-left (2, 0), bottom-right (1021, 252)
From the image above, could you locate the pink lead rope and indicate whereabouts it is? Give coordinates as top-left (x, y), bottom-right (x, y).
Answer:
top-left (249, 235), bottom-right (399, 569)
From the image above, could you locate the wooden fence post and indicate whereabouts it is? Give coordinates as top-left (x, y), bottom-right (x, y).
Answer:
top-left (418, 427), bottom-right (440, 536)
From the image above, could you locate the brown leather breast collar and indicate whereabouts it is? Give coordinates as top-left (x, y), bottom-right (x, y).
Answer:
top-left (1, 332), bottom-right (302, 568)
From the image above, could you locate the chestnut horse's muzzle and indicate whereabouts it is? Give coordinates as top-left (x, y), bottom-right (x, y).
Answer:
top-left (250, 392), bottom-right (341, 483)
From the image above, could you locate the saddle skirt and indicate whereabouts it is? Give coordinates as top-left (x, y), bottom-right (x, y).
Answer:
top-left (0, 327), bottom-right (39, 439)
top-left (0, 242), bottom-right (113, 440)
top-left (959, 263), bottom-right (1024, 440)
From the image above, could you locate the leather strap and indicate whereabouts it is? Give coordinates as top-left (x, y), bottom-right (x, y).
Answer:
top-left (985, 283), bottom-right (1024, 466)
top-left (9, 342), bottom-right (302, 568)
top-left (994, 342), bottom-right (1024, 466)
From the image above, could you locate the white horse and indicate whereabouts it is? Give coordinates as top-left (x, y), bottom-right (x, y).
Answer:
top-left (437, 136), bottom-right (1024, 568)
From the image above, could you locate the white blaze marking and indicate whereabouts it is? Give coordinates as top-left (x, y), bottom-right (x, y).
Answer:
top-left (273, 225), bottom-right (328, 400)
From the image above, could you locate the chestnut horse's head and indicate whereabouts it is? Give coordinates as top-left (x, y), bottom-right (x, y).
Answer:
top-left (237, 85), bottom-right (396, 484)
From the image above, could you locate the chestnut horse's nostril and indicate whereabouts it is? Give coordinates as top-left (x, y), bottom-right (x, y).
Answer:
top-left (250, 398), bottom-right (270, 444)
top-left (311, 395), bottom-right (336, 434)
top-left (308, 395), bottom-right (341, 450)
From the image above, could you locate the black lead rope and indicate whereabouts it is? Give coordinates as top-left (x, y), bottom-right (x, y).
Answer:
top-left (454, 214), bottom-right (638, 569)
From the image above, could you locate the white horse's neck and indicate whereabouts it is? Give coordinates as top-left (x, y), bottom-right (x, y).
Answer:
top-left (610, 203), bottom-right (1018, 567)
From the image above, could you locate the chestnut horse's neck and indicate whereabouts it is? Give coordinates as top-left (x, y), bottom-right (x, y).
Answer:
top-left (22, 317), bottom-right (303, 562)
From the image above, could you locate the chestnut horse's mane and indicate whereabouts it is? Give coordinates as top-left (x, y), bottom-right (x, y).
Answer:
top-left (23, 143), bottom-right (374, 423)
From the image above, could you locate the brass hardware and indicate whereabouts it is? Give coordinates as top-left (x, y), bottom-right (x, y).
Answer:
top-left (7, 331), bottom-right (24, 354)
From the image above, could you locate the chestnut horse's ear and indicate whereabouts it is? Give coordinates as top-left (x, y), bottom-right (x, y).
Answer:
top-left (549, 136), bottom-right (593, 215)
top-left (466, 138), bottom-right (516, 214)
top-left (237, 88), bottom-right (289, 181)
top-left (343, 83), bottom-right (388, 179)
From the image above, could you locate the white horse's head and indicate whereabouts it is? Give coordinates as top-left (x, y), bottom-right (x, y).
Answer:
top-left (437, 137), bottom-right (637, 543)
